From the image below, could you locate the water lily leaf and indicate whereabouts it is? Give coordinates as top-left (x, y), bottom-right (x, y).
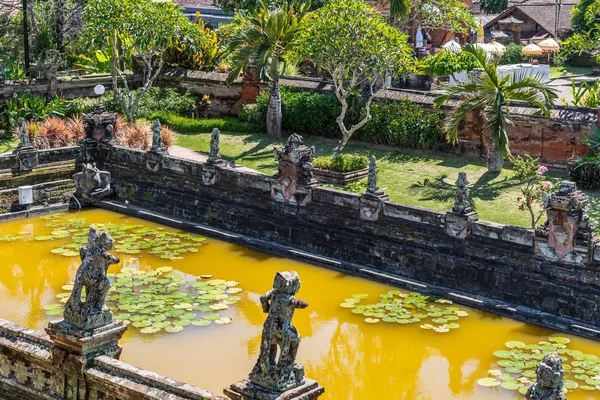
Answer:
top-left (340, 302), bottom-right (356, 308)
top-left (364, 318), bottom-right (379, 324)
top-left (61, 284), bottom-right (74, 291)
top-left (549, 336), bottom-right (571, 345)
top-left (192, 319), bottom-right (211, 327)
top-left (215, 317), bottom-right (232, 325)
top-left (506, 341), bottom-right (526, 349)
top-left (46, 309), bottom-right (64, 316)
top-left (203, 313), bottom-right (221, 321)
top-left (34, 235), bottom-right (54, 241)
top-left (478, 378), bottom-right (500, 387)
top-left (501, 381), bottom-right (521, 390)
top-left (140, 326), bottom-right (161, 334)
top-left (433, 326), bottom-right (450, 333)
top-left (352, 293), bottom-right (369, 299)
top-left (165, 325), bottom-right (184, 333)
top-left (132, 320), bottom-right (151, 328)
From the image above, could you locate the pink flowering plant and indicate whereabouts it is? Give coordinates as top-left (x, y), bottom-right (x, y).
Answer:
top-left (510, 155), bottom-right (553, 230)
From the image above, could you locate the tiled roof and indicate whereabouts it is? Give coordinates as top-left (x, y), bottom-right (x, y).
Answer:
top-left (483, 0), bottom-right (576, 35)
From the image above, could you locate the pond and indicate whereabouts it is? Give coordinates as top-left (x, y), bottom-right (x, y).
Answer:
top-left (0, 209), bottom-right (598, 399)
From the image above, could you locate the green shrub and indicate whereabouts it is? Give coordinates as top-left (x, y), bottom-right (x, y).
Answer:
top-left (150, 112), bottom-right (260, 133)
top-left (313, 154), bottom-right (369, 172)
top-left (420, 49), bottom-right (478, 76)
top-left (500, 43), bottom-right (528, 65)
top-left (357, 100), bottom-right (446, 150)
top-left (247, 86), bottom-right (445, 150)
top-left (1, 93), bottom-right (69, 131)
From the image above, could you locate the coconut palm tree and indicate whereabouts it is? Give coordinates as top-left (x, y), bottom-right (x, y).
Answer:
top-left (224, 0), bottom-right (308, 138)
top-left (433, 44), bottom-right (557, 172)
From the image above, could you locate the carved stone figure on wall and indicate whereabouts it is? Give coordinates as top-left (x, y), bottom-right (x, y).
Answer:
top-left (149, 119), bottom-right (167, 153)
top-left (525, 354), bottom-right (566, 400)
top-left (63, 227), bottom-right (120, 330)
top-left (249, 271), bottom-right (308, 392)
top-left (208, 128), bottom-right (222, 164)
top-left (452, 171), bottom-right (473, 215)
top-left (12, 117), bottom-right (38, 172)
top-left (72, 163), bottom-right (112, 200)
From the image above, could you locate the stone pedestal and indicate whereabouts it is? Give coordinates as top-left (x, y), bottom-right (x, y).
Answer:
top-left (13, 145), bottom-right (38, 172)
top-left (46, 319), bottom-right (127, 397)
top-left (224, 378), bottom-right (324, 400)
top-left (271, 179), bottom-right (315, 206)
top-left (445, 211), bottom-right (479, 239)
top-left (271, 134), bottom-right (316, 206)
top-left (202, 165), bottom-right (220, 186)
top-left (360, 194), bottom-right (388, 221)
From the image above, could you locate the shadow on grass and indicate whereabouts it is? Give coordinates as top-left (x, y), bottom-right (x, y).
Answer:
top-left (409, 171), bottom-right (522, 210)
top-left (0, 138), bottom-right (17, 154)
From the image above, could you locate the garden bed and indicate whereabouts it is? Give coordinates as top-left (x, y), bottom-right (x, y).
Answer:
top-left (312, 167), bottom-right (369, 184)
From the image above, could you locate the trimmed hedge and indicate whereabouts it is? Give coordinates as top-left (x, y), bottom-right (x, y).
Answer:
top-left (240, 86), bottom-right (447, 150)
top-left (313, 154), bottom-right (369, 172)
top-left (150, 112), bottom-right (260, 133)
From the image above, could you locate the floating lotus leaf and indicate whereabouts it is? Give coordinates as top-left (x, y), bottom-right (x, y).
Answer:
top-left (477, 378), bottom-right (500, 387)
top-left (580, 385), bottom-right (597, 390)
top-left (483, 336), bottom-right (600, 395)
top-left (140, 326), bottom-right (161, 334)
top-left (132, 320), bottom-right (151, 328)
top-left (445, 323), bottom-right (459, 329)
top-left (420, 324), bottom-right (433, 330)
top-left (340, 303), bottom-right (356, 308)
top-left (35, 235), bottom-right (54, 241)
top-left (46, 309), bottom-right (64, 316)
top-left (431, 318), bottom-right (447, 324)
top-left (226, 288), bottom-right (243, 294)
top-left (165, 325), bottom-right (184, 333)
top-left (215, 317), bottom-right (232, 325)
top-left (43, 303), bottom-right (62, 311)
top-left (203, 313), bottom-right (221, 321)
top-left (364, 318), bottom-right (380, 324)
top-left (192, 319), bottom-right (211, 327)
top-left (61, 284), bottom-right (74, 291)
top-left (432, 326), bottom-right (450, 333)
top-left (352, 294), bottom-right (369, 299)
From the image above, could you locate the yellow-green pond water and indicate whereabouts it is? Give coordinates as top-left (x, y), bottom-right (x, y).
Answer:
top-left (0, 209), bottom-right (599, 400)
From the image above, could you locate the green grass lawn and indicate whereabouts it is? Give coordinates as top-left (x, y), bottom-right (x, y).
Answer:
top-left (549, 65), bottom-right (595, 79)
top-left (175, 130), bottom-right (600, 231)
top-left (0, 138), bottom-right (18, 154)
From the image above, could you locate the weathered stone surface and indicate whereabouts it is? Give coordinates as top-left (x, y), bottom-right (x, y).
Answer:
top-left (535, 181), bottom-right (598, 263)
top-left (73, 163), bottom-right (112, 200)
top-left (272, 134), bottom-right (316, 205)
top-left (225, 378), bottom-right (324, 400)
top-left (207, 128), bottom-right (223, 165)
top-left (63, 227), bottom-right (119, 330)
top-left (250, 271), bottom-right (307, 392)
top-left (525, 354), bottom-right (567, 400)
top-left (105, 146), bottom-right (600, 333)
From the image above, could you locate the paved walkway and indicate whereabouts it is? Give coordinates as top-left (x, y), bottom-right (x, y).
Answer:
top-left (549, 75), bottom-right (599, 105)
top-left (167, 145), bottom-right (261, 174)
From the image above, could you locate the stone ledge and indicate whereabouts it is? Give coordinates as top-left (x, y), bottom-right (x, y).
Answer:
top-left (224, 379), bottom-right (324, 400)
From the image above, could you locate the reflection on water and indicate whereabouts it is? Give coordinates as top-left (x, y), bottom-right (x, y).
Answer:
top-left (0, 209), bottom-right (598, 400)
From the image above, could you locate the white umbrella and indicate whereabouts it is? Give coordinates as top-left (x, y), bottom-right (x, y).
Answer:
top-left (487, 40), bottom-right (506, 55)
top-left (415, 27), bottom-right (424, 49)
top-left (522, 43), bottom-right (542, 63)
top-left (442, 39), bottom-right (462, 54)
top-left (538, 38), bottom-right (560, 53)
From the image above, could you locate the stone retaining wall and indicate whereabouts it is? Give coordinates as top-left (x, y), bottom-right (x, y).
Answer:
top-left (0, 319), bottom-right (224, 400)
top-left (158, 69), bottom-right (598, 168)
top-left (105, 145), bottom-right (600, 339)
top-left (0, 147), bottom-right (80, 213)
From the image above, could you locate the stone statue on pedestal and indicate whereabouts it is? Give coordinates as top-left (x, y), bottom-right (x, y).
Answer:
top-left (63, 227), bottom-right (120, 331)
top-left (150, 119), bottom-right (166, 153)
top-left (249, 271), bottom-right (308, 392)
top-left (208, 128), bottom-right (221, 164)
top-left (17, 117), bottom-right (30, 148)
top-left (525, 354), bottom-right (567, 400)
top-left (452, 171), bottom-right (473, 215)
top-left (73, 163), bottom-right (112, 200)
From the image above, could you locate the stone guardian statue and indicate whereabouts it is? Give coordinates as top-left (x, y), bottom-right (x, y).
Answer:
top-left (525, 353), bottom-right (567, 400)
top-left (149, 119), bottom-right (166, 153)
top-left (63, 227), bottom-right (120, 330)
top-left (17, 117), bottom-right (30, 148)
top-left (72, 163), bottom-right (112, 200)
top-left (208, 128), bottom-right (221, 164)
top-left (452, 171), bottom-right (473, 215)
top-left (249, 271), bottom-right (308, 392)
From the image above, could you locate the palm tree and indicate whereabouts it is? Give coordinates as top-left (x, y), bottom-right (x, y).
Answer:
top-left (433, 44), bottom-right (557, 172)
top-left (224, 1), bottom-right (308, 138)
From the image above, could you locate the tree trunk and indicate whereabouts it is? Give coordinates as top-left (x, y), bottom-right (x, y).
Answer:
top-left (266, 79), bottom-right (282, 138)
top-left (486, 136), bottom-right (504, 172)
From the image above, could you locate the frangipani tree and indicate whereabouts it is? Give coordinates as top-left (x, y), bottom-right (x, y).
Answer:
top-left (298, 0), bottom-right (415, 157)
top-left (84, 0), bottom-right (206, 121)
top-left (434, 44), bottom-right (557, 172)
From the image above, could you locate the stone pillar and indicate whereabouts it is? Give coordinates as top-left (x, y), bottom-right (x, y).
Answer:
top-left (271, 134), bottom-right (317, 206)
top-left (224, 272), bottom-right (324, 400)
top-left (45, 227), bottom-right (127, 399)
top-left (80, 107), bottom-right (118, 169)
top-left (535, 181), bottom-right (598, 263)
top-left (241, 74), bottom-right (260, 104)
top-left (445, 172), bottom-right (478, 239)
